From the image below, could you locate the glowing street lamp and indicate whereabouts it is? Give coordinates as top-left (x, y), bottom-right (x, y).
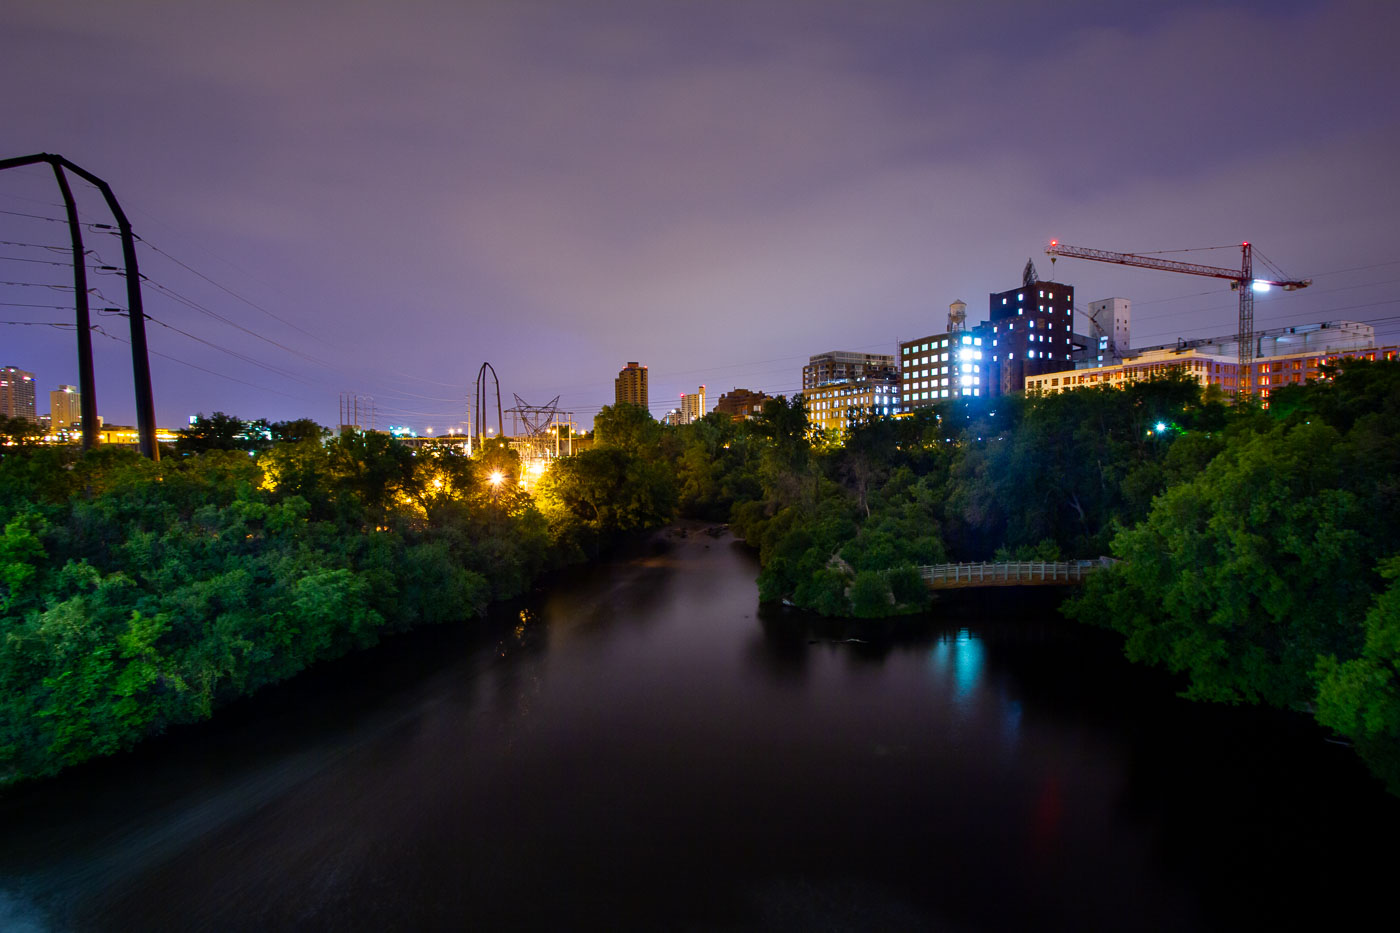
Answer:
top-left (489, 470), bottom-right (504, 488)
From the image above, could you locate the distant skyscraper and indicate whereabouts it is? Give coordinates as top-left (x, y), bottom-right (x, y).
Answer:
top-left (0, 367), bottom-right (37, 423)
top-left (679, 385), bottom-right (706, 424)
top-left (50, 384), bottom-right (80, 429)
top-left (615, 361), bottom-right (649, 410)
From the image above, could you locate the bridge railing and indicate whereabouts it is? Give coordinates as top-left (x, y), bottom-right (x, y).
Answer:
top-left (917, 559), bottom-right (1113, 588)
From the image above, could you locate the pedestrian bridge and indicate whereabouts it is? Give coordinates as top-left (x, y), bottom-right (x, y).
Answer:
top-left (918, 559), bottom-right (1115, 589)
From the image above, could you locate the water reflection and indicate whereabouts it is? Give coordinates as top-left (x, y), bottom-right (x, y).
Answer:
top-left (929, 627), bottom-right (985, 706)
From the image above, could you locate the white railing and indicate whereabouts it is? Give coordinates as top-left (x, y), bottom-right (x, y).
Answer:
top-left (917, 559), bottom-right (1114, 588)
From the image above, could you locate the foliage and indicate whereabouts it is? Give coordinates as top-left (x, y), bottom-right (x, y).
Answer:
top-left (0, 417), bottom-right (44, 450)
top-left (175, 411), bottom-right (266, 456)
top-left (0, 427), bottom-right (558, 784)
top-left (9, 361), bottom-right (1400, 792)
top-left (1063, 363), bottom-right (1400, 791)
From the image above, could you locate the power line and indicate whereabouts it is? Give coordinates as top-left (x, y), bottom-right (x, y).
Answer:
top-left (131, 233), bottom-right (323, 342)
top-left (90, 325), bottom-right (315, 402)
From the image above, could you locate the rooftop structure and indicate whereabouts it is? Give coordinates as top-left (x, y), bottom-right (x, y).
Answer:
top-left (802, 350), bottom-right (897, 390)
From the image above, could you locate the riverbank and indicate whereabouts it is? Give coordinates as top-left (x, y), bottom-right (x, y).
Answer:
top-left (3, 522), bottom-right (1396, 931)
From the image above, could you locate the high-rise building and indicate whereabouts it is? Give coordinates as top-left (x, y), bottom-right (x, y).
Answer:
top-left (679, 385), bottom-right (706, 424)
top-left (0, 367), bottom-right (37, 422)
top-left (50, 384), bottom-right (81, 429)
top-left (714, 388), bottom-right (770, 421)
top-left (615, 361), bottom-right (648, 410)
top-left (802, 351), bottom-right (897, 390)
top-left (985, 279), bottom-right (1076, 396)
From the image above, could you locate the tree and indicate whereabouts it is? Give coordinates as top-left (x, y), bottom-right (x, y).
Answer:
top-left (1066, 421), bottom-right (1371, 708)
top-left (176, 412), bottom-right (262, 455)
top-left (1316, 555), bottom-right (1400, 792)
top-left (268, 418), bottom-right (327, 444)
top-left (0, 416), bottom-right (44, 450)
top-left (536, 446), bottom-right (676, 536)
top-left (593, 403), bottom-right (661, 457)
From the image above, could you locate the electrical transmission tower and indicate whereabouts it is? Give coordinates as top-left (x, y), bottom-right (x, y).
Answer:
top-left (505, 393), bottom-right (561, 458)
top-left (0, 152), bottom-right (157, 457)
top-left (339, 392), bottom-right (374, 432)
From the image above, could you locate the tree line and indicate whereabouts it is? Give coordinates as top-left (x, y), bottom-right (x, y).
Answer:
top-left (4, 361), bottom-right (1399, 791)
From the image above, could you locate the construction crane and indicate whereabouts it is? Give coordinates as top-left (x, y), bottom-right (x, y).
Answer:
top-left (1045, 240), bottom-right (1311, 399)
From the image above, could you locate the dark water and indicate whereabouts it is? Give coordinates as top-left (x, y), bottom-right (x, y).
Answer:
top-left (1, 525), bottom-right (1396, 931)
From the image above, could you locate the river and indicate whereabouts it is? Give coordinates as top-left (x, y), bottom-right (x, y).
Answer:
top-left (0, 524), bottom-right (1395, 931)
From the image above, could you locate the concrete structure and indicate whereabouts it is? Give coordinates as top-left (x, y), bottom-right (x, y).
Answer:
top-left (802, 351), bottom-right (897, 391)
top-left (800, 371), bottom-right (900, 434)
top-left (1025, 321), bottom-right (1394, 404)
top-left (50, 384), bottom-right (80, 429)
top-left (1084, 297), bottom-right (1131, 362)
top-left (714, 388), bottom-right (770, 421)
top-left (679, 385), bottom-right (706, 424)
top-left (0, 366), bottom-right (37, 422)
top-left (614, 361), bottom-right (649, 410)
top-left (985, 280), bottom-right (1076, 397)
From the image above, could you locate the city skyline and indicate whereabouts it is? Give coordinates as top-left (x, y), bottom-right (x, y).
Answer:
top-left (3, 1), bottom-right (1397, 431)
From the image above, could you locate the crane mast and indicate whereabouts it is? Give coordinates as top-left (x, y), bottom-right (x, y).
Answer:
top-left (1045, 240), bottom-right (1311, 399)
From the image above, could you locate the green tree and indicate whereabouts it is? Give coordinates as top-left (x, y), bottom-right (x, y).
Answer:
top-left (176, 412), bottom-right (261, 455)
top-left (1067, 421), bottom-right (1371, 708)
top-left (1315, 555), bottom-right (1400, 792)
top-left (593, 403), bottom-right (661, 457)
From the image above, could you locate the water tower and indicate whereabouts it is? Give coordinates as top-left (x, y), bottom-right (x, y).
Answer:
top-left (947, 299), bottom-right (967, 335)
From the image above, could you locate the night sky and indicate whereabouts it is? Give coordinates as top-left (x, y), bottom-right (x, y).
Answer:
top-left (2, 0), bottom-right (1397, 431)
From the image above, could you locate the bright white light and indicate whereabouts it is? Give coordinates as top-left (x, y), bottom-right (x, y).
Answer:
top-left (1155, 421), bottom-right (1168, 433)
top-left (1252, 281), bottom-right (1271, 293)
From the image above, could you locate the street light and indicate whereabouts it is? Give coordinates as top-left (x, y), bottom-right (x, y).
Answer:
top-left (489, 470), bottom-right (504, 488)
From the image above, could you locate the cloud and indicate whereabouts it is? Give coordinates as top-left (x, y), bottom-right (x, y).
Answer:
top-left (2, 0), bottom-right (1396, 425)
